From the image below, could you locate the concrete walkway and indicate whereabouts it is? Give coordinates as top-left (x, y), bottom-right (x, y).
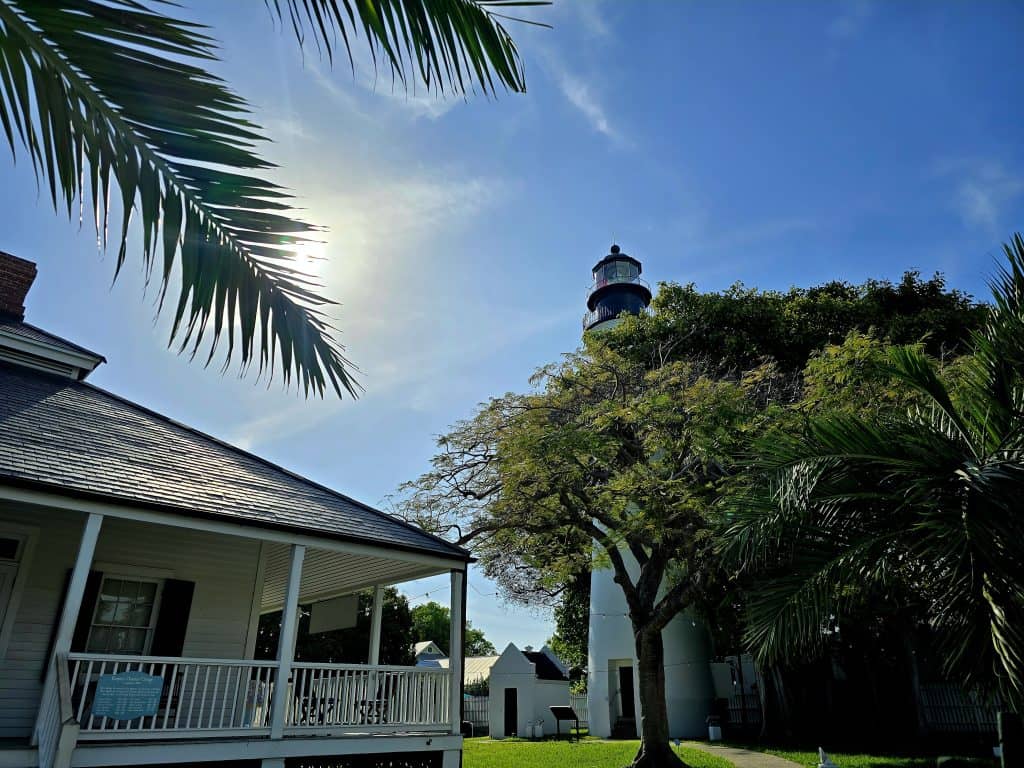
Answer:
top-left (682, 742), bottom-right (806, 768)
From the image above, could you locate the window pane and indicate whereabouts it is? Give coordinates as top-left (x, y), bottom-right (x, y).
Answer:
top-left (90, 577), bottom-right (159, 654)
top-left (99, 578), bottom-right (124, 602)
top-left (87, 627), bottom-right (110, 652)
top-left (130, 602), bottom-right (154, 626)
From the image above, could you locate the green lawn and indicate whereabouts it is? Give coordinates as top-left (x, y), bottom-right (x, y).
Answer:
top-left (463, 737), bottom-right (735, 768)
top-left (758, 747), bottom-right (994, 768)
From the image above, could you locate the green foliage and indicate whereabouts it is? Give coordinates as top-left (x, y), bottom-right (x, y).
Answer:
top-left (411, 601), bottom-right (496, 656)
top-left (723, 234), bottom-right (1024, 708)
top-left (547, 573), bottom-right (590, 672)
top-left (0, 0), bottom-right (541, 395)
top-left (462, 739), bottom-right (734, 768)
top-left (256, 587), bottom-right (414, 664)
top-left (605, 271), bottom-right (981, 375)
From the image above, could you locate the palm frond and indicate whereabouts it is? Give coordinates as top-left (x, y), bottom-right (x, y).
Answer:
top-left (270, 0), bottom-right (549, 95)
top-left (0, 0), bottom-right (358, 396)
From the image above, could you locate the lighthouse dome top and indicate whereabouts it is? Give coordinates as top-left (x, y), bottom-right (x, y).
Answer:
top-left (591, 244), bottom-right (643, 277)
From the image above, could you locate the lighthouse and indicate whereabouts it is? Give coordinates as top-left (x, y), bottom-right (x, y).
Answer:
top-left (583, 246), bottom-right (715, 740)
top-left (583, 244), bottom-right (652, 332)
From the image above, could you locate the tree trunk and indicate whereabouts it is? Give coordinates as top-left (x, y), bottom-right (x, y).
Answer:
top-left (631, 626), bottom-right (686, 768)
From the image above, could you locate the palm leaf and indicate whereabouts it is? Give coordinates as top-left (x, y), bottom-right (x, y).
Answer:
top-left (270, 0), bottom-right (549, 95)
top-left (0, 0), bottom-right (360, 396)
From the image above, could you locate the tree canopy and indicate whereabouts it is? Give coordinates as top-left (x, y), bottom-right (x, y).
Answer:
top-left (411, 601), bottom-right (496, 657)
top-left (398, 265), bottom-right (987, 763)
top-left (723, 235), bottom-right (1024, 710)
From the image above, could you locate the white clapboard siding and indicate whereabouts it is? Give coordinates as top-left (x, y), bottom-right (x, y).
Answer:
top-left (0, 505), bottom-right (261, 739)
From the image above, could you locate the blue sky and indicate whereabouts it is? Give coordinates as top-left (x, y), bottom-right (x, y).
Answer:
top-left (2, 0), bottom-right (1023, 652)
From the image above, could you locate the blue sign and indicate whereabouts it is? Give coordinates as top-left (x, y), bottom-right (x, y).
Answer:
top-left (92, 671), bottom-right (164, 720)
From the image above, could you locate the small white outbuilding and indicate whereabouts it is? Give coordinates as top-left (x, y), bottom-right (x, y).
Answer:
top-left (488, 643), bottom-right (571, 739)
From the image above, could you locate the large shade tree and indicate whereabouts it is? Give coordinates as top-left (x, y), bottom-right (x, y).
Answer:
top-left (723, 235), bottom-right (1024, 711)
top-left (0, 0), bottom-right (541, 396)
top-left (403, 339), bottom-right (763, 768)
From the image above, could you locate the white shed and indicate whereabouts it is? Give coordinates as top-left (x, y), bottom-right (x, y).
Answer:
top-left (488, 644), bottom-right (571, 738)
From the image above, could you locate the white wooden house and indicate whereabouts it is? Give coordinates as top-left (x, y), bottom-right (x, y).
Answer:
top-left (0, 251), bottom-right (469, 768)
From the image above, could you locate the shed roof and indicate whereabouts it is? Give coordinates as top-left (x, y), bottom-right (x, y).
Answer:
top-left (524, 650), bottom-right (570, 681)
top-left (0, 361), bottom-right (468, 561)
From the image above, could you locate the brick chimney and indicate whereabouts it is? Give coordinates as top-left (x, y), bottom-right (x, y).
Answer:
top-left (0, 250), bottom-right (37, 320)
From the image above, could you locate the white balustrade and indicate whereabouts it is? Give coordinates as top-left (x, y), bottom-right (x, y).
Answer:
top-left (62, 654), bottom-right (451, 740)
top-left (66, 653), bottom-right (278, 738)
top-left (285, 663), bottom-right (451, 732)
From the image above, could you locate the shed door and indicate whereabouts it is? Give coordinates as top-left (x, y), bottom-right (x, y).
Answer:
top-left (618, 666), bottom-right (636, 719)
top-left (503, 687), bottom-right (518, 737)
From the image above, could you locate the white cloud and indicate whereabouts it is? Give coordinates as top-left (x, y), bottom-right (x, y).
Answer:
top-left (307, 48), bottom-right (461, 121)
top-left (828, 0), bottom-right (874, 41)
top-left (572, 1), bottom-right (611, 39)
top-left (545, 55), bottom-right (627, 147)
top-left (933, 158), bottom-right (1024, 234)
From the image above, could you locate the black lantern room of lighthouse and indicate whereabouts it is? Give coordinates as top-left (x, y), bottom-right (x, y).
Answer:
top-left (584, 245), bottom-right (653, 332)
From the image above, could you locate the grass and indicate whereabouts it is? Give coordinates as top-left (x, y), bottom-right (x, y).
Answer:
top-left (751, 746), bottom-right (995, 768)
top-left (761, 748), bottom-right (931, 768)
top-left (463, 737), bottom-right (735, 768)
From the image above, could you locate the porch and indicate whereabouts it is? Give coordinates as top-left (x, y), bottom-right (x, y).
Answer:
top-left (0, 488), bottom-right (467, 768)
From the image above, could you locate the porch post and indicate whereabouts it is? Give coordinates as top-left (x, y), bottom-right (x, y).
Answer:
top-left (448, 568), bottom-right (465, 736)
top-left (269, 544), bottom-right (305, 739)
top-left (368, 584), bottom-right (385, 666)
top-left (33, 512), bottom-right (103, 745)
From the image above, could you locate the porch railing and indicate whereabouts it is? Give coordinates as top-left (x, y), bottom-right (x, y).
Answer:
top-left (285, 663), bottom-right (451, 733)
top-left (67, 653), bottom-right (279, 738)
top-left (63, 653), bottom-right (451, 740)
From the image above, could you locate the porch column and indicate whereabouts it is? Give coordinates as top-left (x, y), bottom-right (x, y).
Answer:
top-left (448, 568), bottom-right (466, 736)
top-left (269, 544), bottom-right (305, 739)
top-left (33, 512), bottom-right (103, 745)
top-left (368, 584), bottom-right (385, 665)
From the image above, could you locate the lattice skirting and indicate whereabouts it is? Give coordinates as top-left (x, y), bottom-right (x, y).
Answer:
top-left (286, 753), bottom-right (443, 768)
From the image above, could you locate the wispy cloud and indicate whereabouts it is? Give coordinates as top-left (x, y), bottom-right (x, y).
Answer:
top-left (306, 50), bottom-right (461, 121)
top-left (571, 0), bottom-right (611, 39)
top-left (933, 158), bottom-right (1024, 234)
top-left (544, 53), bottom-right (628, 147)
top-left (227, 169), bottom-right (530, 450)
top-left (828, 0), bottom-right (874, 41)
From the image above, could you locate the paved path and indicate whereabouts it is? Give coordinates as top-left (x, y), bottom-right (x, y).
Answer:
top-left (682, 742), bottom-right (806, 768)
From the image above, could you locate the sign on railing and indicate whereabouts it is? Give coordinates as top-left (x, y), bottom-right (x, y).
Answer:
top-left (67, 654), bottom-right (278, 737)
top-left (92, 671), bottom-right (164, 720)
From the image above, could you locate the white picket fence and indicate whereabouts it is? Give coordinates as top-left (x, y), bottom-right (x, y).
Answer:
top-left (569, 694), bottom-right (589, 727)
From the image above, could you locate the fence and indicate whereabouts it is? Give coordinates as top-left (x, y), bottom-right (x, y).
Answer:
top-left (921, 683), bottom-right (999, 735)
top-left (569, 694), bottom-right (589, 728)
top-left (463, 695), bottom-right (489, 736)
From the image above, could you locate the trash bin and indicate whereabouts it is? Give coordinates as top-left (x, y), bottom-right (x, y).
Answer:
top-left (706, 714), bottom-right (722, 742)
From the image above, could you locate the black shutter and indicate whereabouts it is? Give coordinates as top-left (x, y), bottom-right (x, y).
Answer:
top-left (150, 579), bottom-right (195, 657)
top-left (41, 569), bottom-right (102, 681)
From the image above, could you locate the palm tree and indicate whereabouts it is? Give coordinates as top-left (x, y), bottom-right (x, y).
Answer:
top-left (0, 0), bottom-right (542, 396)
top-left (722, 234), bottom-right (1024, 709)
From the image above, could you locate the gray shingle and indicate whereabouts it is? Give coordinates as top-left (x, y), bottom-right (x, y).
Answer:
top-left (0, 362), bottom-right (467, 561)
top-left (0, 320), bottom-right (105, 361)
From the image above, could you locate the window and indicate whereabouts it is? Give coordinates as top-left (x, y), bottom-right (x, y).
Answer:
top-left (86, 577), bottom-right (161, 655)
top-left (0, 537), bottom-right (20, 560)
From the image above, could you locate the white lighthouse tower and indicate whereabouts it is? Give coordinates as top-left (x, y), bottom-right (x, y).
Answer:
top-left (583, 246), bottom-right (715, 739)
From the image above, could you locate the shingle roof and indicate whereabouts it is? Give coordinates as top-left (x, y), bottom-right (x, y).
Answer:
top-left (0, 319), bottom-right (105, 362)
top-left (524, 651), bottom-right (569, 681)
top-left (0, 362), bottom-right (468, 560)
